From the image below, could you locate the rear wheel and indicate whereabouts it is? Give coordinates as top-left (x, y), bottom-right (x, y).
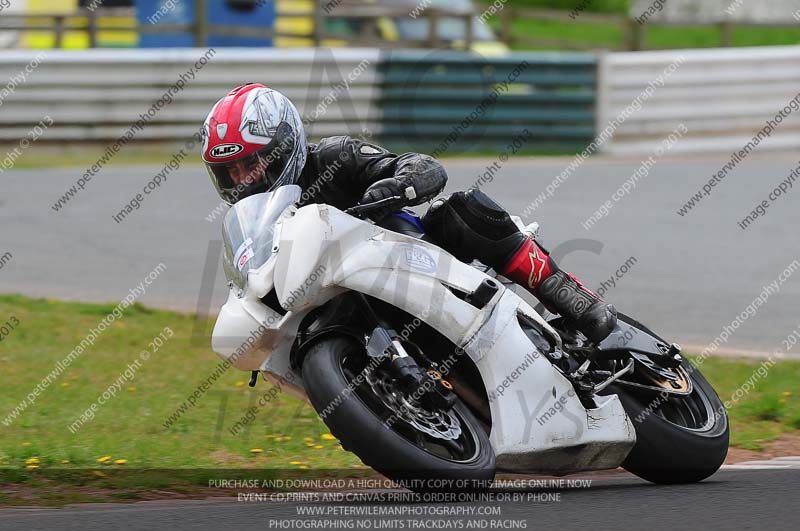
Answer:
top-left (302, 336), bottom-right (495, 490)
top-left (607, 361), bottom-right (729, 483)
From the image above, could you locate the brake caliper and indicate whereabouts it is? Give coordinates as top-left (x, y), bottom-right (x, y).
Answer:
top-left (366, 326), bottom-right (456, 411)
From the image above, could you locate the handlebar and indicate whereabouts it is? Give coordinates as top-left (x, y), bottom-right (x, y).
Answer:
top-left (344, 196), bottom-right (403, 219)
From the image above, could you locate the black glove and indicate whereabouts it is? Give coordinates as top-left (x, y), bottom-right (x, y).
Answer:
top-left (360, 178), bottom-right (414, 220)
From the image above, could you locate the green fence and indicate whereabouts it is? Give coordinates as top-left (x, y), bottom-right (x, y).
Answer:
top-left (377, 50), bottom-right (598, 155)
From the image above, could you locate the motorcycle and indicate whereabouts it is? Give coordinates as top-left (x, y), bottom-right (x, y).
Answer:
top-left (212, 184), bottom-right (729, 487)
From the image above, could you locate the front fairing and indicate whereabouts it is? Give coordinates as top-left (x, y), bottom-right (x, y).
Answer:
top-left (221, 185), bottom-right (302, 297)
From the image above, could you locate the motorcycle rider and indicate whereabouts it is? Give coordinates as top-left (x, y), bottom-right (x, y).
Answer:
top-left (202, 84), bottom-right (617, 342)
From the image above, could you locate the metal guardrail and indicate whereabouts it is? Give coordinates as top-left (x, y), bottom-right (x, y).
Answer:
top-left (0, 48), bottom-right (382, 143)
top-left (3, 46), bottom-right (798, 156)
top-left (0, 48), bottom-right (596, 154)
top-left (597, 45), bottom-right (800, 155)
top-left (378, 50), bottom-right (598, 154)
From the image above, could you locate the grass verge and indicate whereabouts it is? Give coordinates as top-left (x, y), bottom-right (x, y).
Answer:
top-left (491, 17), bottom-right (800, 51)
top-left (2, 144), bottom-right (205, 170)
top-left (0, 294), bottom-right (363, 504)
top-left (0, 294), bottom-right (797, 504)
top-left (686, 356), bottom-right (799, 451)
top-left (3, 143), bottom-right (575, 171)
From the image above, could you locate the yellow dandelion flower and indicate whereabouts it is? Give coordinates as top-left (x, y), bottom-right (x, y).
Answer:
top-left (114, 459), bottom-right (127, 465)
top-left (299, 465), bottom-right (310, 469)
top-left (26, 465), bottom-right (39, 470)
top-left (290, 461), bottom-right (303, 465)
top-left (303, 437), bottom-right (314, 442)
top-left (313, 445), bottom-right (324, 449)
top-left (97, 456), bottom-right (112, 464)
top-left (61, 460), bottom-right (70, 464)
top-left (127, 387), bottom-right (136, 392)
top-left (321, 434), bottom-right (337, 441)
top-left (783, 391), bottom-right (792, 397)
top-left (25, 457), bottom-right (40, 464)
top-left (22, 442), bottom-right (31, 446)
top-left (250, 448), bottom-right (264, 454)
top-left (61, 382), bottom-right (70, 387)
top-left (235, 381), bottom-right (245, 387)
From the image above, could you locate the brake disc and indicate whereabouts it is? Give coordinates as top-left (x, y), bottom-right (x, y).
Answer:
top-left (366, 371), bottom-right (462, 440)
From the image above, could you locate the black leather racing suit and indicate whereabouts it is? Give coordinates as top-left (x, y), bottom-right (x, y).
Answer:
top-left (298, 136), bottom-right (445, 210)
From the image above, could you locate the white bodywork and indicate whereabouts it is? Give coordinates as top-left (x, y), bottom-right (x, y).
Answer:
top-left (212, 189), bottom-right (635, 474)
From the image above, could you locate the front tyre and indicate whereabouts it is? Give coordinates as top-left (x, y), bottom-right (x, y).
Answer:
top-left (301, 336), bottom-right (495, 490)
top-left (608, 361), bottom-right (729, 484)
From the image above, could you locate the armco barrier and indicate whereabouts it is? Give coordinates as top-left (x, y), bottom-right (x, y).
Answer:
top-left (0, 48), bottom-right (382, 143)
top-left (2, 46), bottom-right (799, 157)
top-left (378, 50), bottom-right (598, 154)
top-left (597, 45), bottom-right (800, 156)
top-left (0, 48), bottom-right (596, 155)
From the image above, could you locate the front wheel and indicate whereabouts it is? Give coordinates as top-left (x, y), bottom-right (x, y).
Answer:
top-left (607, 360), bottom-right (729, 484)
top-left (301, 336), bottom-right (495, 490)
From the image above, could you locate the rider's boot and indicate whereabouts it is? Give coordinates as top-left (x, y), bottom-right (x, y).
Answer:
top-left (500, 237), bottom-right (617, 343)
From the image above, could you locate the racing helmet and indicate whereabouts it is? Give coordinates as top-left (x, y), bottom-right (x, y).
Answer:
top-left (202, 83), bottom-right (307, 204)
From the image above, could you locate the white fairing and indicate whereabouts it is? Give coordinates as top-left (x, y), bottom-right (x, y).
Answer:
top-left (213, 197), bottom-right (636, 474)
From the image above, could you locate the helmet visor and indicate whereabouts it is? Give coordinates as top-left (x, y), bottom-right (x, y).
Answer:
top-left (206, 120), bottom-right (302, 205)
top-left (207, 147), bottom-right (276, 204)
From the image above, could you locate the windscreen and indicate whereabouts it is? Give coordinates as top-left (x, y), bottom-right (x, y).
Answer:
top-left (221, 185), bottom-right (302, 293)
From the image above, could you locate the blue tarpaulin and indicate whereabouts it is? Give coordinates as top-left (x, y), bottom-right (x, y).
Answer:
top-left (136, 0), bottom-right (275, 47)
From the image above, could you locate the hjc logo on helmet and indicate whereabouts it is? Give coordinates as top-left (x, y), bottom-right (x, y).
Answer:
top-left (209, 144), bottom-right (244, 159)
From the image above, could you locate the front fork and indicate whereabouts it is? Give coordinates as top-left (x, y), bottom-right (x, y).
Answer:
top-left (356, 293), bottom-right (457, 411)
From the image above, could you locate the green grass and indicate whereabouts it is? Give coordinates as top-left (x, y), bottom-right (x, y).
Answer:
top-left (0, 294), bottom-right (363, 504)
top-left (1, 294), bottom-right (798, 504)
top-left (687, 356), bottom-right (800, 451)
top-left (509, 0), bottom-right (629, 15)
top-left (2, 145), bottom-right (205, 169)
top-left (2, 144), bottom-right (575, 171)
top-left (492, 16), bottom-right (800, 51)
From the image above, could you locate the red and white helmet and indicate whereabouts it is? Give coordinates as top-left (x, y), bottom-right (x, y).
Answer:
top-left (202, 83), bottom-right (307, 204)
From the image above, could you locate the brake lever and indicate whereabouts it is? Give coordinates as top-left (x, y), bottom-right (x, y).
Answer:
top-left (344, 195), bottom-right (404, 219)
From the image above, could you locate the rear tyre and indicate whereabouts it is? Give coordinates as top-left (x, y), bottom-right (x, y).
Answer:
top-left (302, 336), bottom-right (495, 490)
top-left (607, 361), bottom-right (729, 484)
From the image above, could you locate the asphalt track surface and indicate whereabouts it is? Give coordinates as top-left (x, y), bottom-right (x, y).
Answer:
top-left (2, 151), bottom-right (798, 355)
top-left (2, 153), bottom-right (799, 528)
top-left (0, 468), bottom-right (798, 531)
